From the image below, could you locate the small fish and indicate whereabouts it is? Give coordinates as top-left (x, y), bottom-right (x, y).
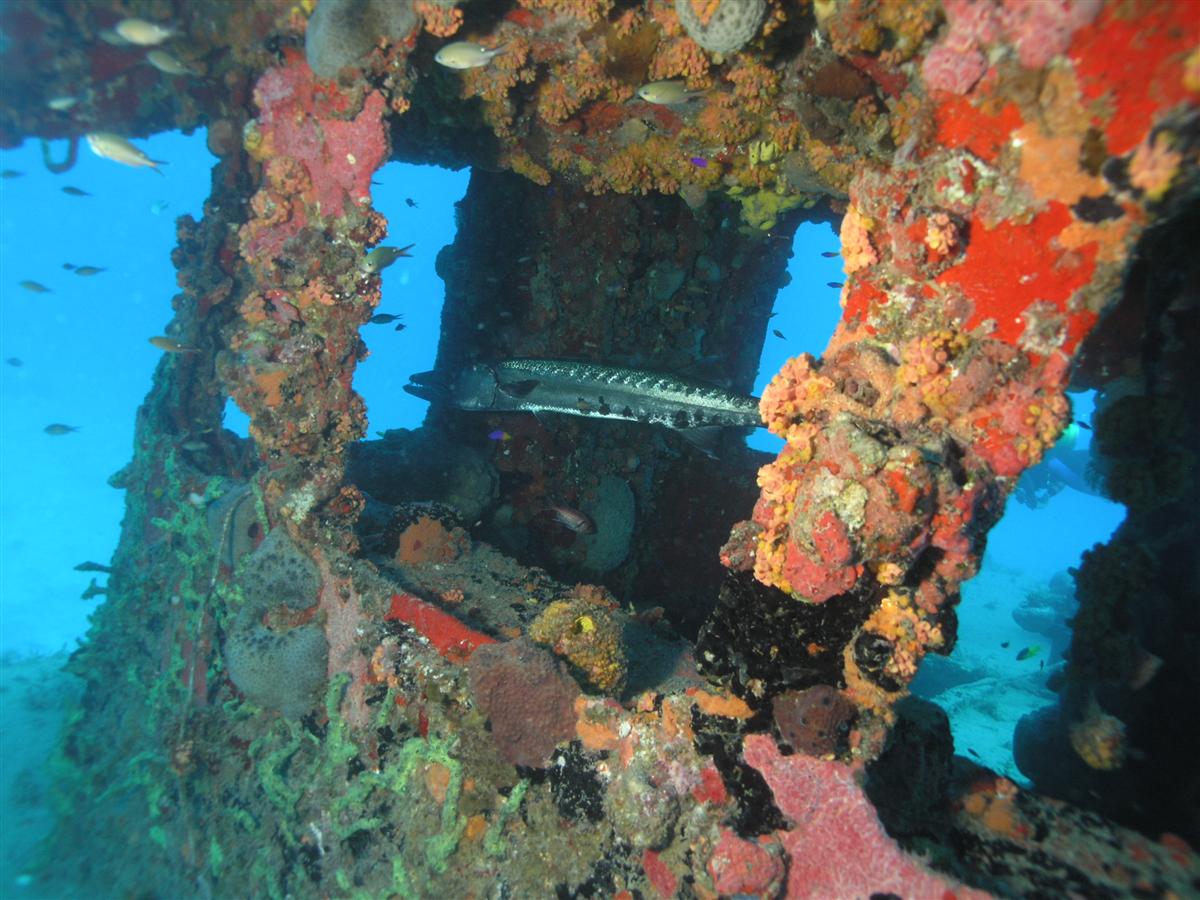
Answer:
top-left (820, 251), bottom-right (839, 258)
top-left (97, 28), bottom-right (130, 46)
top-left (19, 280), bottom-right (51, 293)
top-left (361, 243), bottom-right (414, 274)
top-left (85, 132), bottom-right (167, 172)
top-left (150, 200), bottom-right (170, 215)
top-left (967, 748), bottom-right (980, 758)
top-left (369, 313), bottom-right (403, 324)
top-left (487, 429), bottom-right (511, 442)
top-left (1000, 641), bottom-right (1010, 648)
top-left (73, 265), bottom-right (106, 277)
top-left (773, 329), bottom-right (786, 339)
top-left (545, 505), bottom-right (595, 534)
top-left (1, 169), bottom-right (23, 178)
top-left (148, 336), bottom-right (198, 353)
top-left (74, 561), bottom-right (113, 573)
top-left (405, 198), bottom-right (418, 208)
top-left (146, 49), bottom-right (200, 76)
top-left (80, 578), bottom-right (107, 600)
top-left (114, 17), bottom-right (176, 46)
top-left (179, 440), bottom-right (208, 452)
top-left (394, 322), bottom-right (407, 332)
top-left (44, 423), bottom-right (79, 435)
top-left (47, 96), bottom-right (78, 111)
top-left (689, 156), bottom-right (708, 168)
top-left (636, 80), bottom-right (705, 105)
top-left (827, 281), bottom-right (844, 289)
top-left (1016, 644), bottom-right (1042, 661)
top-left (5, 357), bottom-right (22, 367)
top-left (62, 186), bottom-right (91, 196)
top-left (434, 41), bottom-right (506, 70)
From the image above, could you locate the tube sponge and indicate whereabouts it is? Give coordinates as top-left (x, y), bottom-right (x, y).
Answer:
top-left (223, 529), bottom-right (328, 718)
top-left (305, 0), bottom-right (418, 79)
top-left (674, 0), bottom-right (766, 55)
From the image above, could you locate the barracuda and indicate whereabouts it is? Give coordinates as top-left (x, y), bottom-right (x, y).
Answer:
top-left (404, 359), bottom-right (763, 431)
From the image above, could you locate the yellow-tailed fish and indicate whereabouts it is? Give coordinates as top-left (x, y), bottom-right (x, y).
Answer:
top-left (19, 280), bottom-right (50, 293)
top-left (361, 243), bottom-right (414, 274)
top-left (149, 336), bottom-right (198, 353)
top-left (44, 423), bottom-right (79, 435)
top-left (73, 266), bottom-right (106, 277)
top-left (1016, 645), bottom-right (1042, 661)
top-left (636, 80), bottom-right (706, 105)
top-left (434, 41), bottom-right (505, 70)
top-left (114, 18), bottom-right (176, 46)
top-left (85, 132), bottom-right (167, 173)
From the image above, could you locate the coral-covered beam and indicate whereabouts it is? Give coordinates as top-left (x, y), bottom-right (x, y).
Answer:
top-left (723, 1), bottom-right (1197, 754)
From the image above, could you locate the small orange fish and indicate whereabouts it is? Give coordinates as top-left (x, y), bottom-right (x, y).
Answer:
top-left (44, 423), bottom-right (79, 435)
top-left (149, 336), bottom-right (198, 353)
top-left (545, 505), bottom-right (595, 534)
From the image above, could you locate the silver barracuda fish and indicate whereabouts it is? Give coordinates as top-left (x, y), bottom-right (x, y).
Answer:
top-left (404, 359), bottom-right (763, 432)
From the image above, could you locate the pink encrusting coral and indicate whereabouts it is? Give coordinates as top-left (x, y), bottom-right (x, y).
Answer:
top-left (250, 58), bottom-right (389, 220)
top-left (742, 734), bottom-right (989, 899)
top-left (922, 0), bottom-right (1102, 93)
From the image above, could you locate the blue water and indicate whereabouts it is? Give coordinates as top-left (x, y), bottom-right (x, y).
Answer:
top-left (1, 132), bottom-right (1123, 789)
top-left (0, 133), bottom-right (467, 654)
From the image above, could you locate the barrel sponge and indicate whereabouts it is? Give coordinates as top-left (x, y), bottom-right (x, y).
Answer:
top-left (223, 528), bottom-right (327, 717)
top-left (238, 528), bottom-right (320, 611)
top-left (305, 0), bottom-right (418, 80)
top-left (674, 0), bottom-right (766, 55)
top-left (224, 611), bottom-right (328, 719)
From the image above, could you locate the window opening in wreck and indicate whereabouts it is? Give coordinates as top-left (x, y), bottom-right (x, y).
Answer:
top-left (748, 220), bottom-right (845, 456)
top-left (912, 386), bottom-right (1125, 783)
top-left (0, 130), bottom-right (216, 655)
top-left (352, 161), bottom-right (469, 433)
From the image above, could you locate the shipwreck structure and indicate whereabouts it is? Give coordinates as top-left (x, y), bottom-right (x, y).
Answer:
top-left (3, 0), bottom-right (1196, 896)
